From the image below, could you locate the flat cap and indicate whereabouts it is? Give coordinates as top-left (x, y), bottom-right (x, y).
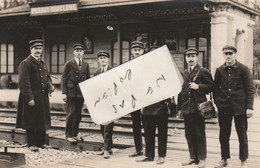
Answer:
top-left (131, 41), bottom-right (144, 49)
top-left (222, 45), bottom-right (237, 53)
top-left (29, 39), bottom-right (43, 49)
top-left (73, 44), bottom-right (86, 50)
top-left (149, 46), bottom-right (159, 51)
top-left (97, 50), bottom-right (110, 58)
top-left (184, 48), bottom-right (199, 56)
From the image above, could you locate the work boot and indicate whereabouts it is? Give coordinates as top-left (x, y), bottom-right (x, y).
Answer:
top-left (136, 156), bottom-right (153, 162)
top-left (103, 150), bottom-right (110, 159)
top-left (182, 159), bottom-right (198, 166)
top-left (241, 161), bottom-right (248, 168)
top-left (129, 151), bottom-right (143, 157)
top-left (198, 160), bottom-right (206, 168)
top-left (215, 159), bottom-right (228, 168)
top-left (156, 157), bottom-right (165, 165)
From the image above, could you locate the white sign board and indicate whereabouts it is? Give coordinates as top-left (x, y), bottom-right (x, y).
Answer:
top-left (79, 45), bottom-right (183, 125)
top-left (31, 3), bottom-right (78, 16)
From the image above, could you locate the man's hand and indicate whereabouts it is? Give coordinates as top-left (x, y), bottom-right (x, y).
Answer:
top-left (189, 82), bottom-right (199, 90)
top-left (246, 109), bottom-right (254, 118)
top-left (62, 94), bottom-right (67, 103)
top-left (28, 100), bottom-right (35, 106)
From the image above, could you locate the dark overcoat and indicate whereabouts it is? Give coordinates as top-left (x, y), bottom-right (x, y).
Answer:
top-left (16, 55), bottom-right (53, 131)
top-left (178, 64), bottom-right (214, 115)
top-left (61, 58), bottom-right (90, 98)
top-left (213, 61), bottom-right (254, 115)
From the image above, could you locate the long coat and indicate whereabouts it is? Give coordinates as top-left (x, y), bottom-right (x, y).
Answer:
top-left (178, 64), bottom-right (214, 115)
top-left (213, 61), bottom-right (254, 115)
top-left (16, 55), bottom-right (53, 131)
top-left (61, 58), bottom-right (90, 98)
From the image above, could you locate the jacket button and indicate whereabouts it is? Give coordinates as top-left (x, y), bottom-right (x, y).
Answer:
top-left (229, 89), bottom-right (231, 91)
top-left (228, 74), bottom-right (231, 76)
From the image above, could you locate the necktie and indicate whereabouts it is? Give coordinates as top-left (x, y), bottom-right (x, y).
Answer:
top-left (101, 68), bottom-right (104, 73)
top-left (189, 67), bottom-right (192, 73)
top-left (78, 59), bottom-right (81, 67)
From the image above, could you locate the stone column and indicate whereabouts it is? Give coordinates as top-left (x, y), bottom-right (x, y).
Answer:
top-left (210, 12), bottom-right (228, 76)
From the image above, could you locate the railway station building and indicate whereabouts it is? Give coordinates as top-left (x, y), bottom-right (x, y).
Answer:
top-left (0, 0), bottom-right (259, 88)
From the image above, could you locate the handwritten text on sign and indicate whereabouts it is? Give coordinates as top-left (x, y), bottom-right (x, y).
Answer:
top-left (79, 45), bottom-right (183, 125)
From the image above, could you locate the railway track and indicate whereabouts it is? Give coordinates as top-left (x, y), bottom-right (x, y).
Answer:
top-left (0, 108), bottom-right (218, 151)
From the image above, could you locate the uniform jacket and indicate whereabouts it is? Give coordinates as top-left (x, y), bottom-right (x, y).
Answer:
top-left (16, 55), bottom-right (53, 130)
top-left (61, 58), bottom-right (90, 98)
top-left (178, 64), bottom-right (214, 115)
top-left (94, 66), bottom-right (112, 76)
top-left (142, 100), bottom-right (169, 116)
top-left (213, 61), bottom-right (254, 115)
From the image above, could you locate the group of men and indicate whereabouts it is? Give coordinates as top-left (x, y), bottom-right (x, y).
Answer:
top-left (16, 39), bottom-right (254, 168)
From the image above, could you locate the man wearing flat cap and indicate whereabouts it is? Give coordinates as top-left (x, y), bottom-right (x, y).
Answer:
top-left (61, 44), bottom-right (90, 142)
top-left (16, 39), bottom-right (55, 151)
top-left (94, 50), bottom-right (114, 159)
top-left (137, 45), bottom-right (171, 165)
top-left (214, 45), bottom-right (254, 168)
top-left (128, 40), bottom-right (144, 157)
top-left (178, 48), bottom-right (213, 168)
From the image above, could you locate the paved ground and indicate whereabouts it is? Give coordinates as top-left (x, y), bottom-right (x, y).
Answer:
top-left (0, 89), bottom-right (260, 168)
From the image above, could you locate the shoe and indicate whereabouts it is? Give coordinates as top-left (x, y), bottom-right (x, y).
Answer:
top-left (136, 157), bottom-right (154, 162)
top-left (241, 161), bottom-right (248, 168)
top-left (29, 146), bottom-right (39, 152)
top-left (215, 159), bottom-right (228, 168)
top-left (74, 136), bottom-right (84, 142)
top-left (156, 157), bottom-right (165, 165)
top-left (66, 137), bottom-right (77, 143)
top-left (129, 151), bottom-right (143, 157)
top-left (97, 150), bottom-right (104, 155)
top-left (198, 160), bottom-right (206, 168)
top-left (108, 149), bottom-right (113, 155)
top-left (103, 150), bottom-right (110, 159)
top-left (182, 159), bottom-right (198, 166)
top-left (41, 144), bottom-right (52, 149)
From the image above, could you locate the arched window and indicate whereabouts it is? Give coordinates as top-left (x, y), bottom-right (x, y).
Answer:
top-left (186, 37), bottom-right (209, 68)
top-left (50, 43), bottom-right (66, 74)
top-left (0, 43), bottom-right (14, 74)
top-left (112, 40), bottom-right (130, 67)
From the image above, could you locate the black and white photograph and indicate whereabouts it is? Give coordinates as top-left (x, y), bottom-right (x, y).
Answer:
top-left (0, 0), bottom-right (260, 168)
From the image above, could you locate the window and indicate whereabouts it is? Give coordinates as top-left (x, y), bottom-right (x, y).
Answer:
top-left (50, 43), bottom-right (66, 73)
top-left (112, 41), bottom-right (130, 66)
top-left (0, 43), bottom-right (14, 73)
top-left (186, 37), bottom-right (208, 68)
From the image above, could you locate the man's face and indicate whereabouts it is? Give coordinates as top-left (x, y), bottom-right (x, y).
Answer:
top-left (131, 47), bottom-right (144, 58)
top-left (31, 46), bottom-right (43, 58)
top-left (223, 49), bottom-right (237, 64)
top-left (98, 56), bottom-right (109, 67)
top-left (73, 48), bottom-right (84, 59)
top-left (185, 54), bottom-right (198, 66)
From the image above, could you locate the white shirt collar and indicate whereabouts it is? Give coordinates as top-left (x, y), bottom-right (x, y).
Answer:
top-left (74, 57), bottom-right (82, 66)
top-left (188, 64), bottom-right (196, 71)
top-left (101, 65), bottom-right (108, 72)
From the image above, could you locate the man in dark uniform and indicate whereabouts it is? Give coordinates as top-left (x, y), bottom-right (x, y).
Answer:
top-left (128, 41), bottom-right (144, 157)
top-left (16, 39), bottom-right (54, 151)
top-left (94, 51), bottom-right (114, 159)
top-left (137, 46), bottom-right (170, 165)
top-left (214, 45), bottom-right (254, 168)
top-left (61, 44), bottom-right (90, 142)
top-left (178, 48), bottom-right (214, 168)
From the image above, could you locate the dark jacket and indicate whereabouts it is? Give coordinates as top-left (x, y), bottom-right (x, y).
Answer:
top-left (213, 61), bottom-right (254, 115)
top-left (142, 100), bottom-right (169, 116)
top-left (178, 64), bottom-right (214, 115)
top-left (94, 66), bottom-right (112, 76)
top-left (16, 55), bottom-right (53, 130)
top-left (61, 58), bottom-right (90, 98)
